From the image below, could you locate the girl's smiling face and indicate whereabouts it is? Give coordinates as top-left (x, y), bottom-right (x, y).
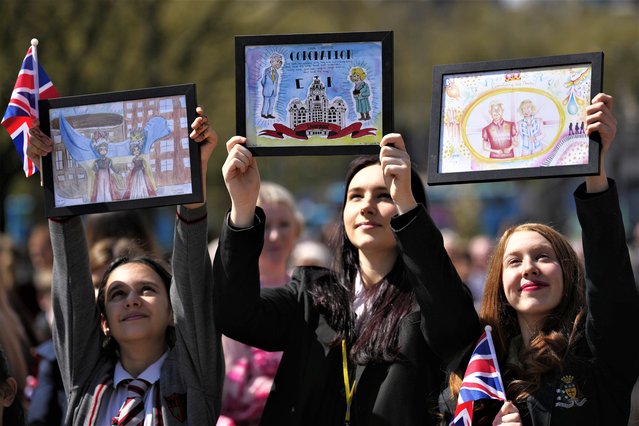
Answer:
top-left (101, 262), bottom-right (173, 346)
top-left (501, 230), bottom-right (564, 327)
top-left (342, 164), bottom-right (398, 256)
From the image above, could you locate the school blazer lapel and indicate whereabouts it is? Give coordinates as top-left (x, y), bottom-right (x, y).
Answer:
top-left (527, 381), bottom-right (556, 426)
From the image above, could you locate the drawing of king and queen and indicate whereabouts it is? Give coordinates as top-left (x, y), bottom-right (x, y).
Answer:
top-left (49, 97), bottom-right (192, 207)
top-left (439, 66), bottom-right (592, 173)
top-left (247, 43), bottom-right (382, 144)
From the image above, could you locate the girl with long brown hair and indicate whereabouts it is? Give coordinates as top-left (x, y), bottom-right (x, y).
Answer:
top-left (445, 93), bottom-right (639, 425)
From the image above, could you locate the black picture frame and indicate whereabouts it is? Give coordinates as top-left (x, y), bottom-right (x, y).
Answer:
top-left (428, 52), bottom-right (603, 185)
top-left (236, 31), bottom-right (393, 156)
top-left (39, 83), bottom-right (201, 217)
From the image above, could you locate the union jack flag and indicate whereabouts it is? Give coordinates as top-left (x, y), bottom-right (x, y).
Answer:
top-left (2, 45), bottom-right (58, 177)
top-left (450, 326), bottom-right (506, 426)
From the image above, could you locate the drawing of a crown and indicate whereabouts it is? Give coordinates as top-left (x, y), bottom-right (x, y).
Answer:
top-left (561, 375), bottom-right (574, 384)
top-left (130, 128), bottom-right (145, 143)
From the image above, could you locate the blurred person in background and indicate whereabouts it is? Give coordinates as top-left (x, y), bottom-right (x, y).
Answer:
top-left (0, 281), bottom-right (30, 409)
top-left (466, 234), bottom-right (495, 311)
top-left (442, 229), bottom-right (472, 285)
top-left (0, 344), bottom-right (25, 426)
top-left (0, 235), bottom-right (38, 347)
top-left (84, 209), bottom-right (161, 259)
top-left (0, 234), bottom-right (33, 408)
top-left (27, 223), bottom-right (54, 344)
top-left (290, 239), bottom-right (333, 269)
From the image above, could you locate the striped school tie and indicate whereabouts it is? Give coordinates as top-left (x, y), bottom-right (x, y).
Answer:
top-left (116, 378), bottom-right (150, 426)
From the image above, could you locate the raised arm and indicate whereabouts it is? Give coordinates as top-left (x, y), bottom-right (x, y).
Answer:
top-left (575, 93), bottom-right (638, 385)
top-left (48, 215), bottom-right (102, 396)
top-left (214, 137), bottom-right (306, 348)
top-left (170, 107), bottom-right (224, 413)
top-left (221, 136), bottom-right (261, 227)
top-left (380, 134), bottom-right (479, 361)
top-left (584, 92), bottom-right (616, 193)
top-left (26, 124), bottom-right (103, 395)
top-left (379, 133), bottom-right (417, 215)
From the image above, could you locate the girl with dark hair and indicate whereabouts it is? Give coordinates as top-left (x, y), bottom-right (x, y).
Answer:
top-left (26, 108), bottom-right (224, 425)
top-left (0, 344), bottom-right (25, 426)
top-left (215, 133), bottom-right (479, 425)
top-left (444, 93), bottom-right (639, 425)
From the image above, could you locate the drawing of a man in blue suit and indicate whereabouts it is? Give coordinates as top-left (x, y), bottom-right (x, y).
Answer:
top-left (261, 53), bottom-right (283, 119)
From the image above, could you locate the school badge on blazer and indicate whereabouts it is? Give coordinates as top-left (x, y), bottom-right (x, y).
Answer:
top-left (165, 393), bottom-right (187, 422)
top-left (554, 375), bottom-right (587, 408)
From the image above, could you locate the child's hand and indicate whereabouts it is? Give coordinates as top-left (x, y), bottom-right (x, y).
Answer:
top-left (492, 401), bottom-right (522, 426)
top-left (379, 133), bottom-right (417, 215)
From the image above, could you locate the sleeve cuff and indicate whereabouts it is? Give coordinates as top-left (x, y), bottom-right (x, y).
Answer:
top-left (574, 178), bottom-right (616, 200)
top-left (177, 203), bottom-right (208, 224)
top-left (391, 203), bottom-right (426, 231)
top-left (226, 207), bottom-right (264, 231)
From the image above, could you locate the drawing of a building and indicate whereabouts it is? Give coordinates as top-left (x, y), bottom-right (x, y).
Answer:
top-left (288, 76), bottom-right (346, 136)
top-left (124, 96), bottom-right (191, 188)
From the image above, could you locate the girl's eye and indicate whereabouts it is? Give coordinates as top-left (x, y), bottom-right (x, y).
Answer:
top-left (505, 258), bottom-right (521, 266)
top-left (378, 192), bottom-right (392, 200)
top-left (110, 290), bottom-right (124, 300)
top-left (537, 253), bottom-right (552, 261)
top-left (348, 193), bottom-right (362, 201)
top-left (142, 286), bottom-right (156, 294)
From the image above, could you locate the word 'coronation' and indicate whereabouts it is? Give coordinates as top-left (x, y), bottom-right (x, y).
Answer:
top-left (289, 50), bottom-right (353, 61)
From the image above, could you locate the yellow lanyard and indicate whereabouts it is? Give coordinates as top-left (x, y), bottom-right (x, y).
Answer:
top-left (341, 339), bottom-right (358, 425)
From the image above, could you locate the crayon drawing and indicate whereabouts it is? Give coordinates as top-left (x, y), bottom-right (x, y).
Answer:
top-left (440, 65), bottom-right (591, 174)
top-left (428, 53), bottom-right (602, 185)
top-left (47, 95), bottom-right (191, 208)
top-left (237, 32), bottom-right (393, 155)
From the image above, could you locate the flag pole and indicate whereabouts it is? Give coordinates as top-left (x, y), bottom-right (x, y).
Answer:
top-left (31, 38), bottom-right (44, 187)
top-left (484, 325), bottom-right (506, 398)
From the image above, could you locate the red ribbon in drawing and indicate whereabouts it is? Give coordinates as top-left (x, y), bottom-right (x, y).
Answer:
top-left (259, 121), bottom-right (376, 140)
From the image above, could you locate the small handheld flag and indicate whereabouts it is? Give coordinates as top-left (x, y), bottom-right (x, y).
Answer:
top-left (2, 39), bottom-right (58, 177)
top-left (450, 325), bottom-right (507, 426)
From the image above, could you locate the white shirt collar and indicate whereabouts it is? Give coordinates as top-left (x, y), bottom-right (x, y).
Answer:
top-left (352, 272), bottom-right (368, 318)
top-left (113, 350), bottom-right (168, 388)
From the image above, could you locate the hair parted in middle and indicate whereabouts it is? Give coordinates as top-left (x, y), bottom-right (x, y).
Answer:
top-left (310, 155), bottom-right (428, 364)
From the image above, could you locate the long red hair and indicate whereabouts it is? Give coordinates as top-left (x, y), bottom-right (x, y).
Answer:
top-left (480, 223), bottom-right (585, 400)
top-left (449, 223), bottom-right (585, 406)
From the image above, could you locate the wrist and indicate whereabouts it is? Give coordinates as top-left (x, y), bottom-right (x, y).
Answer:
top-left (229, 208), bottom-right (255, 228)
top-left (395, 196), bottom-right (418, 215)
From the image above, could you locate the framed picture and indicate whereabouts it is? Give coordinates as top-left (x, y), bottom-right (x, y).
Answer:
top-left (236, 31), bottom-right (393, 156)
top-left (428, 52), bottom-right (603, 185)
top-left (39, 84), bottom-right (201, 217)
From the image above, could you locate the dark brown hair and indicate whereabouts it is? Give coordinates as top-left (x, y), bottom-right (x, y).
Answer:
top-left (310, 155), bottom-right (428, 364)
top-left (96, 256), bottom-right (175, 356)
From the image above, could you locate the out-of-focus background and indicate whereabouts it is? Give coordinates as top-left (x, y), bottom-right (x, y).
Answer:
top-left (1, 0), bottom-right (637, 251)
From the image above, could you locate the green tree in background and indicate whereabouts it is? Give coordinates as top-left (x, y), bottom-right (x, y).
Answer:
top-left (1, 0), bottom-right (637, 243)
